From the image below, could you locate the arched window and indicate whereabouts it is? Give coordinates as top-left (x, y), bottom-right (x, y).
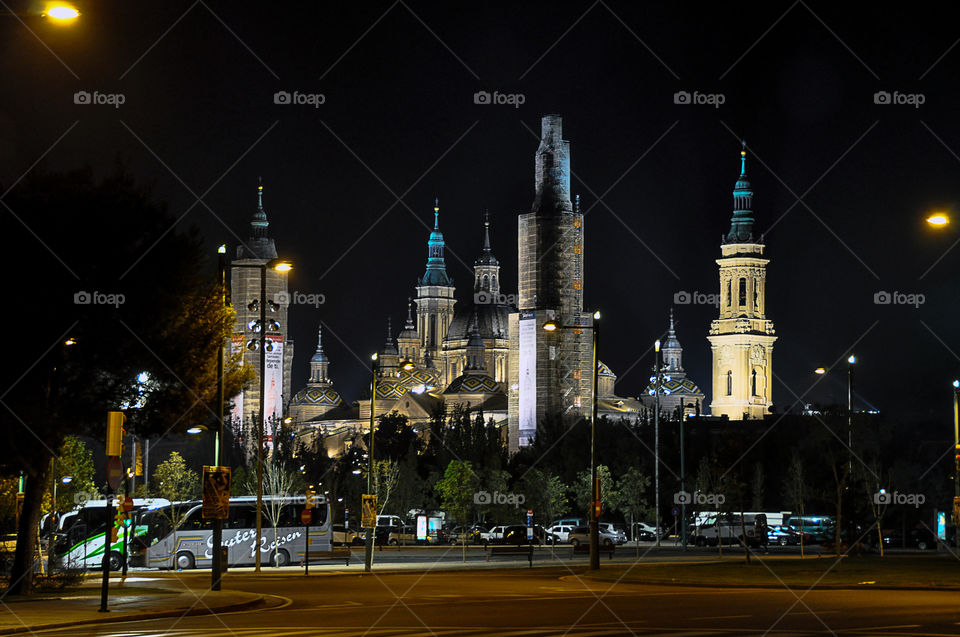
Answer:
top-left (492, 275), bottom-right (497, 290)
top-left (483, 274), bottom-right (489, 289)
top-left (751, 369), bottom-right (757, 396)
top-left (429, 315), bottom-right (437, 346)
top-left (754, 280), bottom-right (760, 311)
top-left (738, 278), bottom-right (747, 306)
top-left (726, 370), bottom-right (733, 396)
top-left (726, 279), bottom-right (732, 307)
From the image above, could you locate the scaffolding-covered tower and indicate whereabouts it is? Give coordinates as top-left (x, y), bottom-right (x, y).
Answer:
top-left (508, 115), bottom-right (594, 453)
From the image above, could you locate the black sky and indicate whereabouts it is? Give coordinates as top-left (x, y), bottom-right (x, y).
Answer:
top-left (4, 1), bottom-right (960, 426)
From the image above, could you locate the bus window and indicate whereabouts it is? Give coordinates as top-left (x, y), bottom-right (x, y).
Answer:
top-left (227, 504), bottom-right (255, 529)
top-left (179, 507), bottom-right (204, 530)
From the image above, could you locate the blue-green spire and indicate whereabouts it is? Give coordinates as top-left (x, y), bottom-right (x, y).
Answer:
top-left (725, 141), bottom-right (756, 243)
top-left (420, 198), bottom-right (452, 286)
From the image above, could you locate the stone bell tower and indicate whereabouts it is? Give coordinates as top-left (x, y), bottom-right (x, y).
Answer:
top-left (708, 143), bottom-right (776, 420)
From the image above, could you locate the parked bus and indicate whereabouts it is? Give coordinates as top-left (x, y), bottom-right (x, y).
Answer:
top-left (51, 498), bottom-right (170, 570)
top-left (139, 495), bottom-right (331, 569)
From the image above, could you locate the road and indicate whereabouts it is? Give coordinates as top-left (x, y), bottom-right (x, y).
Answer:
top-left (32, 564), bottom-right (960, 636)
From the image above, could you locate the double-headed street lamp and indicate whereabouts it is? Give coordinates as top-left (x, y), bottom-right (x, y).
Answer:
top-left (543, 310), bottom-right (601, 570)
top-left (232, 256), bottom-right (292, 573)
top-left (814, 354), bottom-right (857, 474)
top-left (648, 341), bottom-right (672, 548)
top-left (364, 354), bottom-right (415, 572)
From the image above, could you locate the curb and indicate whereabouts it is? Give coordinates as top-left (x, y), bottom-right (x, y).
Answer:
top-left (0, 593), bottom-right (265, 635)
top-left (575, 575), bottom-right (960, 592)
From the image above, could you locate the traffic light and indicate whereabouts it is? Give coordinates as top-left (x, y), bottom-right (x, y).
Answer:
top-left (106, 411), bottom-right (126, 457)
top-left (305, 487), bottom-right (316, 510)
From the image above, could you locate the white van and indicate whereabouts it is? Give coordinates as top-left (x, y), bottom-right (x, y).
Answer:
top-left (696, 513), bottom-right (766, 548)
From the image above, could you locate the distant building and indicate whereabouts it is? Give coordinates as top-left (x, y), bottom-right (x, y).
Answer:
top-left (707, 144), bottom-right (776, 419)
top-left (230, 181), bottom-right (294, 452)
top-left (643, 311), bottom-right (706, 418)
top-left (508, 114), bottom-right (595, 453)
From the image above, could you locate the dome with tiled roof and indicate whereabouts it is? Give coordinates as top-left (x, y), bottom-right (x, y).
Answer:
top-left (645, 376), bottom-right (704, 397)
top-left (443, 374), bottom-right (502, 394)
top-left (291, 385), bottom-right (343, 407)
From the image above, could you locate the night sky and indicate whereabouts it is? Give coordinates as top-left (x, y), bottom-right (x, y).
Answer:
top-left (4, 1), bottom-right (960, 426)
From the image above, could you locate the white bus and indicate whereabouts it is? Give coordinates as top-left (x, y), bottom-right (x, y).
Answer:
top-left (52, 498), bottom-right (170, 570)
top-left (140, 495), bottom-right (331, 569)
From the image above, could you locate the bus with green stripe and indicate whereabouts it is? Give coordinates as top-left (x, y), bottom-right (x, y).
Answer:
top-left (51, 498), bottom-right (170, 570)
top-left (137, 495), bottom-right (331, 569)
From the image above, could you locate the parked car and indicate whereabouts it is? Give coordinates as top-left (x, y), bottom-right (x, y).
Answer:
top-left (502, 524), bottom-right (560, 545)
top-left (567, 525), bottom-right (618, 548)
top-left (882, 526), bottom-right (937, 551)
top-left (546, 524), bottom-right (575, 543)
top-left (551, 517), bottom-right (585, 528)
top-left (785, 515), bottom-right (835, 543)
top-left (767, 525), bottom-right (809, 546)
top-left (447, 524), bottom-right (487, 545)
top-left (332, 524), bottom-right (359, 546)
top-left (486, 525), bottom-right (509, 542)
top-left (598, 523), bottom-right (627, 545)
top-left (697, 513), bottom-right (766, 548)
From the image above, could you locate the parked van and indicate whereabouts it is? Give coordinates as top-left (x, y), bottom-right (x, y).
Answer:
top-left (696, 513), bottom-right (766, 548)
top-left (785, 515), bottom-right (835, 543)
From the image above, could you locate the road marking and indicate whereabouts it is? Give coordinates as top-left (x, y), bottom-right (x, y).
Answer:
top-left (689, 614), bottom-right (753, 620)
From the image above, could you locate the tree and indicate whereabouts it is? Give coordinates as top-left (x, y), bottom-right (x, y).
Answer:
top-left (153, 451), bottom-right (199, 568)
top-left (617, 467), bottom-right (651, 542)
top-left (46, 436), bottom-right (97, 515)
top-left (367, 460), bottom-right (400, 515)
top-left (782, 452), bottom-right (806, 557)
top-left (750, 462), bottom-right (765, 512)
top-left (253, 460), bottom-right (301, 566)
top-left (434, 460), bottom-right (478, 561)
top-left (1, 167), bottom-right (251, 594)
top-left (573, 465), bottom-right (618, 516)
top-left (517, 469), bottom-right (568, 526)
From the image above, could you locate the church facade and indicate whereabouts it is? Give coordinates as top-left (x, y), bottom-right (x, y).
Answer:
top-left (707, 144), bottom-right (777, 420)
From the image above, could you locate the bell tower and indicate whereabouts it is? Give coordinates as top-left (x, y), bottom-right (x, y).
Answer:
top-left (708, 143), bottom-right (776, 420)
top-left (415, 199), bottom-right (456, 380)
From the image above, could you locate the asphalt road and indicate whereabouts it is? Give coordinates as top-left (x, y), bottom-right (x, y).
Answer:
top-left (31, 564), bottom-right (960, 636)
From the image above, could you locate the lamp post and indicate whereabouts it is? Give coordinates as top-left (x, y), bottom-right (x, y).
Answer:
top-left (232, 257), bottom-right (292, 573)
top-left (847, 354), bottom-right (856, 477)
top-left (953, 380), bottom-right (959, 550)
top-left (211, 244), bottom-right (227, 590)
top-left (543, 310), bottom-right (601, 570)
top-left (364, 353), bottom-right (378, 573)
top-left (654, 341), bottom-right (661, 548)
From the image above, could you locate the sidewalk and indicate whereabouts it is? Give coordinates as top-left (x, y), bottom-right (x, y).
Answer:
top-left (0, 576), bottom-right (264, 635)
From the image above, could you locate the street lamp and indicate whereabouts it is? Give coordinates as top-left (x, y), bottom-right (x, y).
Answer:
top-left (364, 353), bottom-right (379, 572)
top-left (232, 256), bottom-right (292, 573)
top-left (648, 341), bottom-right (672, 548)
top-left (927, 213), bottom-right (950, 227)
top-left (542, 310), bottom-right (601, 569)
top-left (44, 4), bottom-right (80, 21)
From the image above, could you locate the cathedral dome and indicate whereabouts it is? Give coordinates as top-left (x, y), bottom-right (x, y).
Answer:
top-left (645, 376), bottom-right (704, 397)
top-left (290, 385), bottom-right (343, 407)
top-left (443, 374), bottom-right (502, 394)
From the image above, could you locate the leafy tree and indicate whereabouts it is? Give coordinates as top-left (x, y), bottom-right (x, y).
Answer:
top-left (0, 168), bottom-right (251, 594)
top-left (45, 436), bottom-right (97, 514)
top-left (434, 460), bottom-right (478, 560)
top-left (617, 467), bottom-right (651, 538)
top-left (153, 451), bottom-right (199, 568)
top-left (750, 462), bottom-right (765, 511)
top-left (517, 469), bottom-right (568, 526)
top-left (573, 465), bottom-right (618, 516)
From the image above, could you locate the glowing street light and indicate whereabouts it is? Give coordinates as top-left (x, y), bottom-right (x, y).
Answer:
top-left (927, 213), bottom-right (950, 227)
top-left (44, 4), bottom-right (80, 21)
top-left (814, 367), bottom-right (827, 375)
